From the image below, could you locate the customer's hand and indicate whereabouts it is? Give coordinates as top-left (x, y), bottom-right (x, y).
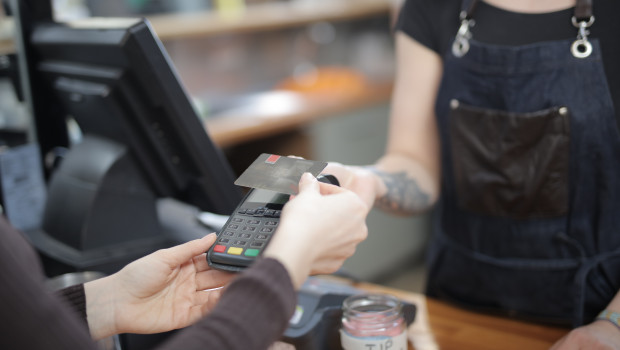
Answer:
top-left (549, 320), bottom-right (620, 349)
top-left (84, 234), bottom-right (235, 339)
top-left (323, 162), bottom-right (381, 208)
top-left (264, 172), bottom-right (369, 288)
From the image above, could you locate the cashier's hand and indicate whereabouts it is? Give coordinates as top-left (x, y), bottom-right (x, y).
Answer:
top-left (264, 172), bottom-right (369, 289)
top-left (323, 162), bottom-right (380, 208)
top-left (84, 234), bottom-right (235, 340)
top-left (549, 320), bottom-right (620, 349)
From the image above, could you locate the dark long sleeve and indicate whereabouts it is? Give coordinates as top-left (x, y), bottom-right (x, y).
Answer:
top-left (0, 217), bottom-right (97, 349)
top-left (158, 258), bottom-right (296, 350)
top-left (0, 216), bottom-right (296, 349)
top-left (56, 284), bottom-right (88, 323)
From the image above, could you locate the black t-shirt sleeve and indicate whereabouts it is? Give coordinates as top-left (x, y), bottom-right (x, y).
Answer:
top-left (394, 0), bottom-right (461, 55)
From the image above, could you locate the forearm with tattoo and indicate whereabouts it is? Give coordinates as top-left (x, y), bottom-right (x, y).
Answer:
top-left (368, 168), bottom-right (431, 215)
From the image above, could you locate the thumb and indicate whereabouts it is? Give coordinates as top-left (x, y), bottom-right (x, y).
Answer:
top-left (297, 172), bottom-right (319, 195)
top-left (159, 233), bottom-right (217, 267)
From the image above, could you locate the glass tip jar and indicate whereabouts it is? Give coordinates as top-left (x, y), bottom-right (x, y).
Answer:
top-left (340, 293), bottom-right (408, 350)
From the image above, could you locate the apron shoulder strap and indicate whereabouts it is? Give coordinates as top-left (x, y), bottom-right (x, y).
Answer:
top-left (460, 0), bottom-right (479, 20)
top-left (575, 0), bottom-right (593, 22)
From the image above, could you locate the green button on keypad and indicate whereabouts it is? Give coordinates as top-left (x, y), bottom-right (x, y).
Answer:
top-left (244, 249), bottom-right (260, 257)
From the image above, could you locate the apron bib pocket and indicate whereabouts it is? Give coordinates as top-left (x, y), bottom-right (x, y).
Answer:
top-left (449, 100), bottom-right (570, 219)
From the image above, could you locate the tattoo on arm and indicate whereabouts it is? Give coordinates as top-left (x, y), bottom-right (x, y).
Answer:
top-left (369, 169), bottom-right (431, 214)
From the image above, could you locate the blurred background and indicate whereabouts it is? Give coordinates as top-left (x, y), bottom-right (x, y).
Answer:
top-left (0, 0), bottom-right (427, 291)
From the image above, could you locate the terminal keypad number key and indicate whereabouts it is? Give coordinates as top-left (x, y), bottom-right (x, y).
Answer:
top-left (210, 206), bottom-right (281, 268)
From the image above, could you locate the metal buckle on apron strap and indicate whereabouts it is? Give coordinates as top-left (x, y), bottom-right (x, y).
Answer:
top-left (452, 0), bottom-right (595, 59)
top-left (452, 0), bottom-right (478, 57)
top-left (452, 11), bottom-right (475, 57)
top-left (571, 15), bottom-right (595, 59)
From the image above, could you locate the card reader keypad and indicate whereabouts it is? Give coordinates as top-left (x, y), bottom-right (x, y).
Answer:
top-left (210, 207), bottom-right (281, 266)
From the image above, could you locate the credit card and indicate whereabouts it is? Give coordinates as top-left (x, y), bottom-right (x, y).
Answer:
top-left (234, 154), bottom-right (327, 195)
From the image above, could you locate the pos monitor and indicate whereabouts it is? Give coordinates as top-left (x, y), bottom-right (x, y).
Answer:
top-left (13, 5), bottom-right (243, 274)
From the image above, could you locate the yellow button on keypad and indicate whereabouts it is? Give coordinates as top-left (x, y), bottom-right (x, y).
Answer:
top-left (227, 247), bottom-right (243, 255)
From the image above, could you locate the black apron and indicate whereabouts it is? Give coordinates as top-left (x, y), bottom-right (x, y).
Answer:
top-left (426, 0), bottom-right (620, 327)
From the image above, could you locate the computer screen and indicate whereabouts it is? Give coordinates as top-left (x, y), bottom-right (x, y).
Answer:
top-left (30, 17), bottom-right (242, 213)
top-left (12, 3), bottom-right (243, 273)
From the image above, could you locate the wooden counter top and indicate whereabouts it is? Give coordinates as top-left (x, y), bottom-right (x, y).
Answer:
top-left (355, 282), bottom-right (569, 350)
top-left (204, 82), bottom-right (393, 148)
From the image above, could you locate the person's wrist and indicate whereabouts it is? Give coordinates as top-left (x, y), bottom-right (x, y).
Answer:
top-left (263, 244), bottom-right (312, 289)
top-left (362, 166), bottom-right (387, 201)
top-left (263, 227), bottom-right (314, 289)
top-left (84, 275), bottom-right (120, 339)
top-left (264, 254), bottom-right (309, 289)
top-left (596, 309), bottom-right (620, 331)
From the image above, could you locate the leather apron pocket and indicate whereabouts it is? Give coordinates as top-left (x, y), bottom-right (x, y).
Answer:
top-left (449, 100), bottom-right (570, 219)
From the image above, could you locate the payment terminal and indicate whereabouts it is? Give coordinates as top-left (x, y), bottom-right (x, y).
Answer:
top-left (207, 174), bottom-right (339, 272)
